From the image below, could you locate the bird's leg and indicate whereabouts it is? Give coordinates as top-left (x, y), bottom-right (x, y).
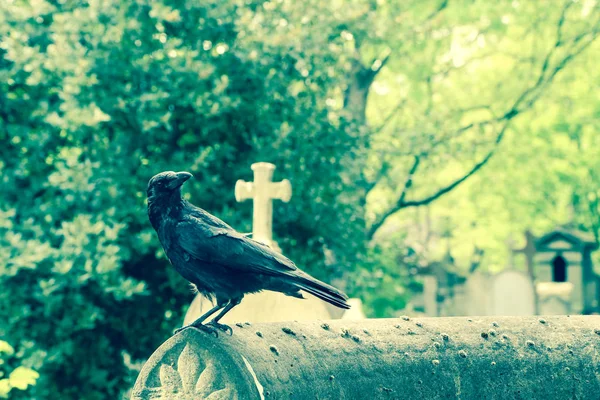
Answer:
top-left (207, 297), bottom-right (243, 335)
top-left (174, 301), bottom-right (227, 336)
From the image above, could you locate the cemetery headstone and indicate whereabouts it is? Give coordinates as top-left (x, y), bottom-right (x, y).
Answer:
top-left (448, 284), bottom-right (467, 316)
top-left (183, 291), bottom-right (335, 326)
top-left (536, 281), bottom-right (573, 315)
top-left (490, 270), bottom-right (536, 315)
top-left (463, 271), bottom-right (492, 315)
top-left (512, 230), bottom-right (537, 278)
top-left (422, 275), bottom-right (438, 316)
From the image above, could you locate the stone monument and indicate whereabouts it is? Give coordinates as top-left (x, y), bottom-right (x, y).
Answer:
top-left (132, 316), bottom-right (600, 399)
top-left (512, 229), bottom-right (600, 314)
top-left (463, 271), bottom-right (492, 316)
top-left (536, 281), bottom-right (573, 315)
top-left (234, 162), bottom-right (291, 251)
top-left (489, 270), bottom-right (536, 315)
top-left (410, 257), bottom-right (467, 317)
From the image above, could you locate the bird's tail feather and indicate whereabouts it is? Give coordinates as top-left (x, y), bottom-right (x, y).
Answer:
top-left (294, 275), bottom-right (351, 310)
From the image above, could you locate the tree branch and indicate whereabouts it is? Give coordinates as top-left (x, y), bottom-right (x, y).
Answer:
top-left (361, 160), bottom-right (391, 196)
top-left (511, 0), bottom-right (599, 112)
top-left (367, 119), bottom-right (511, 240)
top-left (367, 156), bottom-right (420, 239)
top-left (371, 98), bottom-right (407, 135)
top-left (424, 0), bottom-right (450, 24)
top-left (370, 48), bottom-right (392, 74)
top-left (366, 0), bottom-right (599, 239)
top-left (401, 121), bottom-right (509, 209)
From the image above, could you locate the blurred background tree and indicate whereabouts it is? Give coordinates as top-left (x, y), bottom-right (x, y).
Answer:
top-left (0, 340), bottom-right (38, 399)
top-left (0, 0), bottom-right (598, 398)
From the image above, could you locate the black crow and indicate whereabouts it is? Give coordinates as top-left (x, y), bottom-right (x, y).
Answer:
top-left (147, 171), bottom-right (350, 335)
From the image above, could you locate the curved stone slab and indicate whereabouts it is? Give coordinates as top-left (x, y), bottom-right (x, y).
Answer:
top-left (132, 316), bottom-right (600, 399)
top-left (130, 332), bottom-right (259, 399)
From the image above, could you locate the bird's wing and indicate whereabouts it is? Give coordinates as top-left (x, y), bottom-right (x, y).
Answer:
top-left (184, 202), bottom-right (234, 229)
top-left (175, 217), bottom-right (298, 277)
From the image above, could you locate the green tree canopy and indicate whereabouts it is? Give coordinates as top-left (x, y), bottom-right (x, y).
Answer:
top-left (1, 0), bottom-right (366, 398)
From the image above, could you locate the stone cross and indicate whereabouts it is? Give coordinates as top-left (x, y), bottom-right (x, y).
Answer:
top-left (505, 234), bottom-right (517, 269)
top-left (235, 162), bottom-right (291, 252)
top-left (511, 230), bottom-right (539, 314)
top-left (512, 230), bottom-right (537, 279)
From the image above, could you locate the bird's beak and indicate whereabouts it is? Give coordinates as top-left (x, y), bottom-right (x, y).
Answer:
top-left (170, 171), bottom-right (193, 189)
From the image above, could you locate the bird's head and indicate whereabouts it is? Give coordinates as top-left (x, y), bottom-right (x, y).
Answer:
top-left (147, 171), bottom-right (193, 202)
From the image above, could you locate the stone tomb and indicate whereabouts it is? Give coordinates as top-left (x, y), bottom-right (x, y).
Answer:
top-left (513, 229), bottom-right (600, 314)
top-left (131, 316), bottom-right (600, 399)
top-left (460, 270), bottom-right (536, 316)
top-left (413, 261), bottom-right (467, 317)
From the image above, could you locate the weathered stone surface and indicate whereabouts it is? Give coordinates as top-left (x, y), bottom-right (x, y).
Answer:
top-left (131, 316), bottom-right (600, 399)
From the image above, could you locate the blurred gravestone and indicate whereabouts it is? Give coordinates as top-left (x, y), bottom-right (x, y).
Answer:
top-left (463, 271), bottom-right (492, 315)
top-left (339, 298), bottom-right (366, 320)
top-left (183, 162), bottom-right (362, 326)
top-left (490, 270), bottom-right (535, 315)
top-left (450, 284), bottom-right (467, 315)
top-left (536, 282), bottom-right (573, 315)
top-left (183, 291), bottom-right (335, 326)
top-left (422, 275), bottom-right (438, 316)
top-left (412, 261), bottom-right (467, 317)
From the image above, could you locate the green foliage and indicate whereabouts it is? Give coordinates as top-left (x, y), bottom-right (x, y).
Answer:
top-left (388, 17), bottom-right (600, 272)
top-left (0, 340), bottom-right (39, 399)
top-left (360, 0), bottom-right (599, 273)
top-left (0, 0), bottom-right (367, 398)
top-left (352, 241), bottom-right (418, 318)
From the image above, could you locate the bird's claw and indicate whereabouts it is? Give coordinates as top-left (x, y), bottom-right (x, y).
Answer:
top-left (173, 326), bottom-right (186, 335)
top-left (208, 321), bottom-right (233, 335)
top-left (173, 323), bottom-right (219, 337)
